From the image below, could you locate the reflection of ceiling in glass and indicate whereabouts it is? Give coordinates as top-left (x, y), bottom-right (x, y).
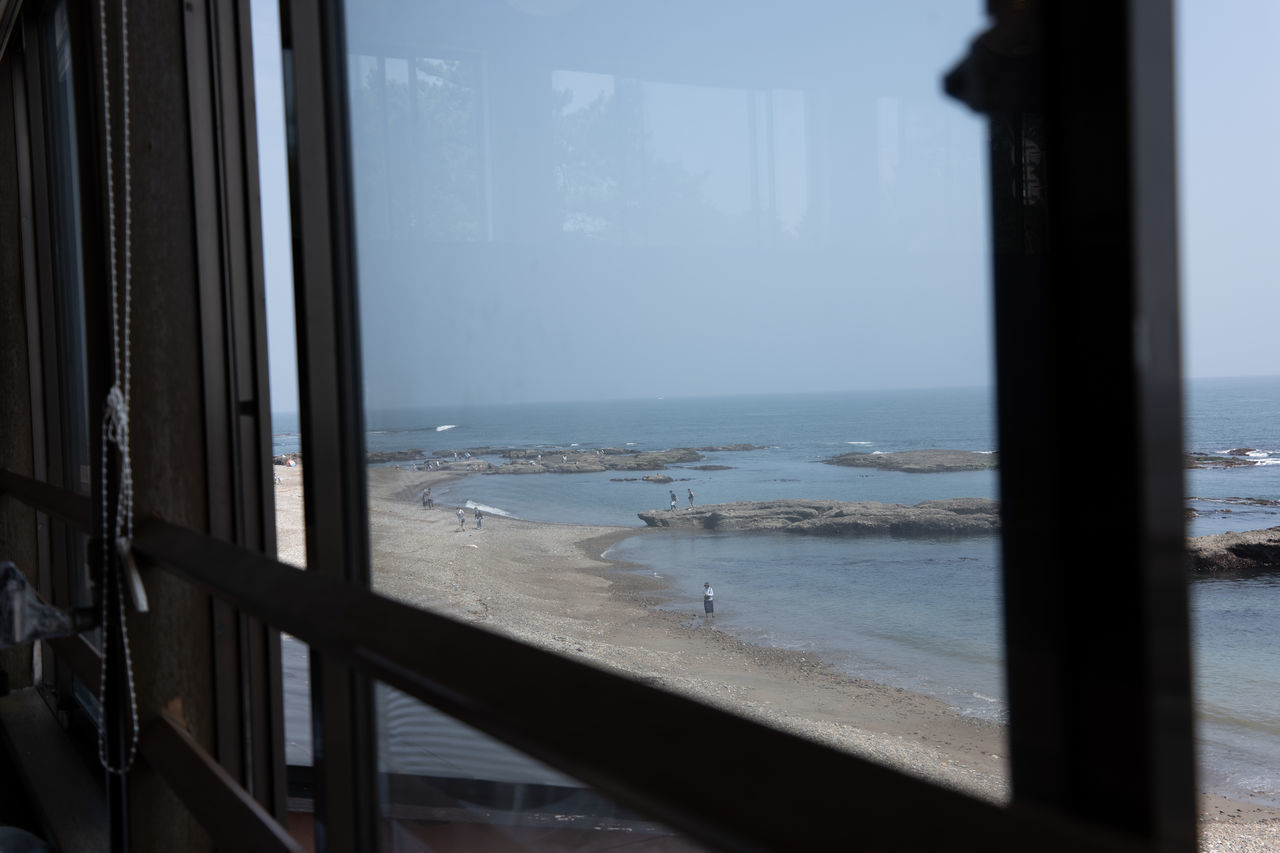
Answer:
top-left (345, 2), bottom-right (986, 251)
top-left (343, 0), bottom-right (994, 406)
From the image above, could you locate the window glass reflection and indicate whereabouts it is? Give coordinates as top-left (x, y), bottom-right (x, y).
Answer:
top-left (349, 52), bottom-right (487, 241)
top-left (374, 683), bottom-right (706, 849)
top-left (340, 0), bottom-right (1007, 810)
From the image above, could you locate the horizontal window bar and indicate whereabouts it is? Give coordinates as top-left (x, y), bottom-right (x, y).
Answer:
top-left (138, 710), bottom-right (302, 853)
top-left (132, 518), bottom-right (1144, 852)
top-left (0, 467), bottom-right (92, 532)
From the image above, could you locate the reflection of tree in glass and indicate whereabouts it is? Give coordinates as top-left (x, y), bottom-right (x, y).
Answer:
top-left (553, 79), bottom-right (751, 247)
top-left (349, 57), bottom-right (484, 241)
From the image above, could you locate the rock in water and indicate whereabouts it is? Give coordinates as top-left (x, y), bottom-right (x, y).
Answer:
top-left (1188, 527), bottom-right (1280, 575)
top-left (824, 449), bottom-right (997, 473)
top-left (637, 498), bottom-right (1000, 537)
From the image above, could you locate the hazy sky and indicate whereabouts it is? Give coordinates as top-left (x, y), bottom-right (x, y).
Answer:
top-left (252, 1), bottom-right (1280, 413)
top-left (1175, 0), bottom-right (1280, 381)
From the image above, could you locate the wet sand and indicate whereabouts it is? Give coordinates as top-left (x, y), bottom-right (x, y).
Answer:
top-left (274, 464), bottom-right (1280, 849)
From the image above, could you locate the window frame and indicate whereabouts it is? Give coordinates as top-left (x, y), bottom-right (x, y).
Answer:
top-left (271, 0), bottom-right (1195, 850)
top-left (0, 0), bottom-right (1196, 850)
top-left (6, 0), bottom-right (109, 741)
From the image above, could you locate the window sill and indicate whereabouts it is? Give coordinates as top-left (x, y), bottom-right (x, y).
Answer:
top-left (0, 687), bottom-right (107, 853)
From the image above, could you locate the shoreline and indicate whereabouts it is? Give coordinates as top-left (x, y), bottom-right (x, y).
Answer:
top-left (275, 463), bottom-right (1280, 847)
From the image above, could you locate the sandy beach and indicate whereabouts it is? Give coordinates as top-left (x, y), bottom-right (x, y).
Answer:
top-left (275, 463), bottom-right (1280, 850)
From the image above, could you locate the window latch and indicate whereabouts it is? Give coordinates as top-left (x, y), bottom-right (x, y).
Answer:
top-left (0, 561), bottom-right (95, 650)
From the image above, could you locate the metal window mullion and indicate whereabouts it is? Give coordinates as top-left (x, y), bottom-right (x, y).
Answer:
top-left (280, 1), bottom-right (377, 850)
top-left (182, 0), bottom-right (289, 820)
top-left (1127, 1), bottom-right (1197, 846)
top-left (10, 42), bottom-right (55, 609)
top-left (182, 0), bottom-right (247, 798)
top-left (980, 2), bottom-right (1195, 849)
top-left (20, 15), bottom-right (69, 625)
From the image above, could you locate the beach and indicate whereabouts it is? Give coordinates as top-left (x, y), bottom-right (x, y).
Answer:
top-left (275, 463), bottom-right (1280, 849)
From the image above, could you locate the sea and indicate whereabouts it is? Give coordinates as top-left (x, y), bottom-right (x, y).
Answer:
top-left (273, 376), bottom-right (1280, 805)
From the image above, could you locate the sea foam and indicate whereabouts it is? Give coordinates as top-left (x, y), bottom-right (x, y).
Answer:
top-left (463, 500), bottom-right (515, 518)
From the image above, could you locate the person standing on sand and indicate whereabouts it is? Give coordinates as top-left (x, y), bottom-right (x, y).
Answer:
top-left (670, 490), bottom-right (678, 511)
top-left (703, 582), bottom-right (714, 619)
top-left (475, 508), bottom-right (483, 529)
top-left (688, 488), bottom-right (695, 507)
top-left (457, 507), bottom-right (465, 530)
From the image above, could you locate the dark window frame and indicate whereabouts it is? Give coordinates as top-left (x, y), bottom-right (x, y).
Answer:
top-left (0, 0), bottom-right (1196, 850)
top-left (6, 0), bottom-right (109, 738)
top-left (272, 0), bottom-right (1195, 849)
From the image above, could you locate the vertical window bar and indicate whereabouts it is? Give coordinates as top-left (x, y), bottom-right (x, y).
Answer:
top-left (11, 23), bottom-right (54, 617)
top-left (1126, 1), bottom-right (1196, 847)
top-left (181, 0), bottom-right (289, 818)
top-left (947, 1), bottom-right (1194, 847)
top-left (279, 0), bottom-right (377, 849)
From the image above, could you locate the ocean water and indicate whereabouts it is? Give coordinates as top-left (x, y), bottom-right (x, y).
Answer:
top-left (273, 376), bottom-right (1280, 804)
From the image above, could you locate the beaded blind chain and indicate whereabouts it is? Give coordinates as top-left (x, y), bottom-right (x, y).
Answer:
top-left (97, 0), bottom-right (143, 776)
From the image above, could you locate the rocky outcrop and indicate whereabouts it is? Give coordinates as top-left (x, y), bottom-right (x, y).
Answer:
top-left (824, 449), bottom-right (997, 473)
top-left (607, 449), bottom-right (704, 469)
top-left (1185, 452), bottom-right (1267, 469)
top-left (485, 447), bottom-right (706, 475)
top-left (638, 498), bottom-right (999, 537)
top-left (367, 448), bottom-right (424, 464)
top-left (1188, 527), bottom-right (1280, 575)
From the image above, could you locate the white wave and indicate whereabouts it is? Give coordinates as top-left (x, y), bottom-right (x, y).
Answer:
top-left (463, 500), bottom-right (515, 518)
top-left (846, 441), bottom-right (873, 445)
top-left (570, 443), bottom-right (580, 447)
top-left (436, 424), bottom-right (457, 432)
top-left (870, 450), bottom-right (887, 455)
top-left (626, 442), bottom-right (637, 446)
top-left (1254, 458), bottom-right (1280, 466)
top-left (976, 450), bottom-right (997, 455)
top-left (1246, 450), bottom-right (1271, 458)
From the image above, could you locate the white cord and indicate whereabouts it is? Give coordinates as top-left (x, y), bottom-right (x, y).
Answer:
top-left (97, 0), bottom-right (139, 776)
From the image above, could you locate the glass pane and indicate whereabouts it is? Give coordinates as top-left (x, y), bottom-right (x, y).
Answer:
top-left (341, 0), bottom-right (1008, 823)
top-left (37, 4), bottom-right (93, 654)
top-left (251, 1), bottom-right (309, 847)
top-left (374, 682), bottom-right (705, 850)
top-left (1176, 0), bottom-right (1280, 837)
top-left (33, 5), bottom-right (94, 712)
top-left (40, 1), bottom-right (90, 502)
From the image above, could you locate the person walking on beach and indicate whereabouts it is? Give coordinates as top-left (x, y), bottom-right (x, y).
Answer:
top-left (475, 508), bottom-right (483, 529)
top-left (457, 507), bottom-right (466, 530)
top-left (670, 490), bottom-right (678, 511)
top-left (687, 488), bottom-right (695, 507)
top-left (703, 582), bottom-right (714, 619)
